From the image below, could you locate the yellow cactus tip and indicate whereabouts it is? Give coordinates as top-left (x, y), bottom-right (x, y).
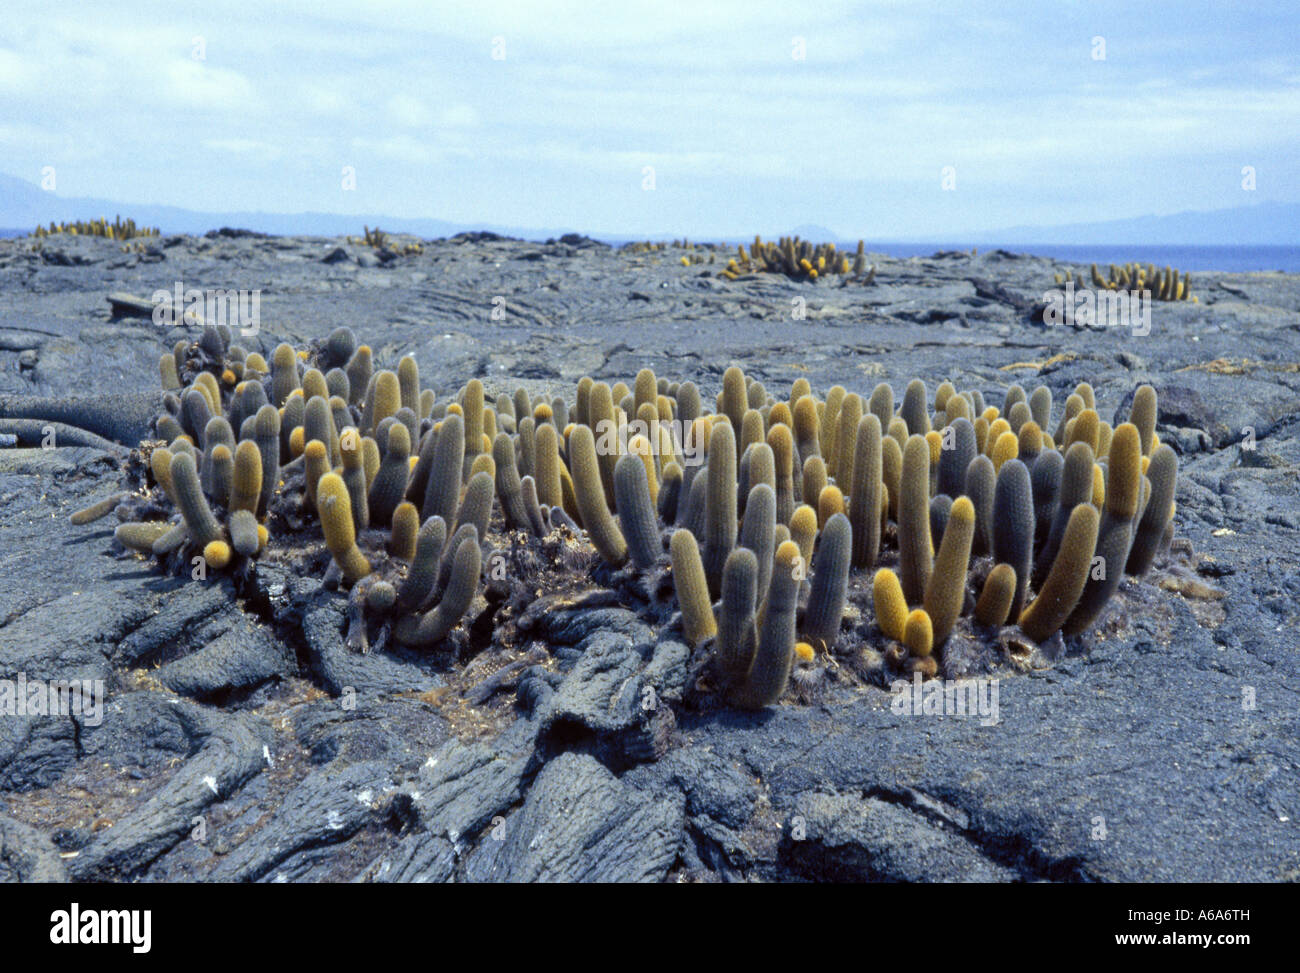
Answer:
top-left (794, 642), bottom-right (816, 664)
top-left (203, 540), bottom-right (233, 570)
top-left (925, 429), bottom-right (943, 465)
top-left (221, 369), bottom-right (237, 385)
top-left (902, 608), bottom-right (934, 658)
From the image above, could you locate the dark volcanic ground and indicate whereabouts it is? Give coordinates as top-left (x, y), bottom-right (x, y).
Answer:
top-left (1, 230), bottom-right (1298, 882)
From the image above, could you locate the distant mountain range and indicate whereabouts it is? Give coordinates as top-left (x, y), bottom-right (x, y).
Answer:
top-left (962, 203), bottom-right (1300, 247)
top-left (1, 172), bottom-right (1296, 247)
top-left (0, 174), bottom-right (582, 242)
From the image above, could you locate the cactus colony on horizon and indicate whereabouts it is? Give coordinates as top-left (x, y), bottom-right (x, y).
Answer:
top-left (32, 215), bottom-right (161, 241)
top-left (720, 235), bottom-right (877, 283)
top-left (74, 329), bottom-right (1178, 708)
top-left (1054, 262), bottom-right (1196, 302)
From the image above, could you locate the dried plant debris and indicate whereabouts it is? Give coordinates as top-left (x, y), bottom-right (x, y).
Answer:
top-left (346, 225), bottom-right (423, 255)
top-left (74, 335), bottom-right (1187, 710)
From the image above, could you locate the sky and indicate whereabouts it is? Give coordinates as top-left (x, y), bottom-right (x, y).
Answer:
top-left (0, 0), bottom-right (1297, 238)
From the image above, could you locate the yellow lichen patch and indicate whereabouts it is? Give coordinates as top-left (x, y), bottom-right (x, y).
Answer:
top-left (999, 352), bottom-right (1079, 373)
top-left (1157, 575), bottom-right (1227, 601)
top-left (1174, 358), bottom-right (1300, 376)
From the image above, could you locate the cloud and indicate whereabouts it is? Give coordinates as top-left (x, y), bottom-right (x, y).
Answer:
top-left (161, 60), bottom-right (259, 112)
top-left (0, 0), bottom-right (1294, 234)
top-left (386, 94), bottom-right (433, 128)
top-left (200, 138), bottom-right (282, 158)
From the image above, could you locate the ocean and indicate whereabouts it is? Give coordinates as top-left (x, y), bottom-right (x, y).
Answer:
top-left (2, 226), bottom-right (1295, 272)
top-left (865, 243), bottom-right (1300, 273)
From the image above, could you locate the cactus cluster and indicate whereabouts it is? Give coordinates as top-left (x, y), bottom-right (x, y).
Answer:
top-left (720, 236), bottom-right (876, 283)
top-left (72, 337), bottom-right (1182, 708)
top-left (346, 226), bottom-right (424, 255)
top-left (622, 239), bottom-right (725, 255)
top-left (621, 241), bottom-right (671, 254)
top-left (32, 216), bottom-right (160, 241)
top-left (70, 326), bottom-right (515, 653)
top-left (1054, 262), bottom-right (1195, 302)
top-left (553, 367), bottom-right (1178, 700)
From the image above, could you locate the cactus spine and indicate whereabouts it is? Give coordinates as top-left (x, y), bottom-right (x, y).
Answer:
top-left (613, 453), bottom-right (660, 568)
top-left (367, 423), bottom-right (410, 527)
top-left (923, 495), bottom-right (975, 648)
top-left (396, 516), bottom-right (447, 612)
top-left (903, 609), bottom-right (933, 658)
top-left (670, 529), bottom-right (716, 647)
top-left (1126, 444), bottom-right (1177, 576)
top-left (739, 483), bottom-right (776, 602)
top-left (1128, 385), bottom-right (1158, 456)
top-left (975, 563), bottom-right (1017, 627)
top-left (317, 472), bottom-right (371, 584)
top-left (716, 547), bottom-right (758, 681)
top-left (992, 458), bottom-right (1034, 617)
top-left (803, 512), bottom-right (851, 651)
top-left (703, 421), bottom-right (738, 598)
top-left (454, 471), bottom-right (495, 549)
top-left (873, 568), bottom-right (907, 641)
top-left (569, 424), bottom-right (628, 567)
top-left (767, 422), bottom-right (796, 527)
top-left (398, 532), bottom-right (481, 647)
top-left (1063, 423), bottom-right (1141, 635)
top-left (1019, 504), bottom-right (1100, 643)
top-left (422, 413), bottom-right (465, 528)
top-left (253, 405), bottom-right (280, 516)
top-left (849, 414), bottom-right (883, 569)
top-left (1037, 442), bottom-right (1096, 583)
top-left (730, 541), bottom-right (799, 709)
top-left (169, 451), bottom-right (223, 547)
top-left (898, 434), bottom-right (933, 604)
